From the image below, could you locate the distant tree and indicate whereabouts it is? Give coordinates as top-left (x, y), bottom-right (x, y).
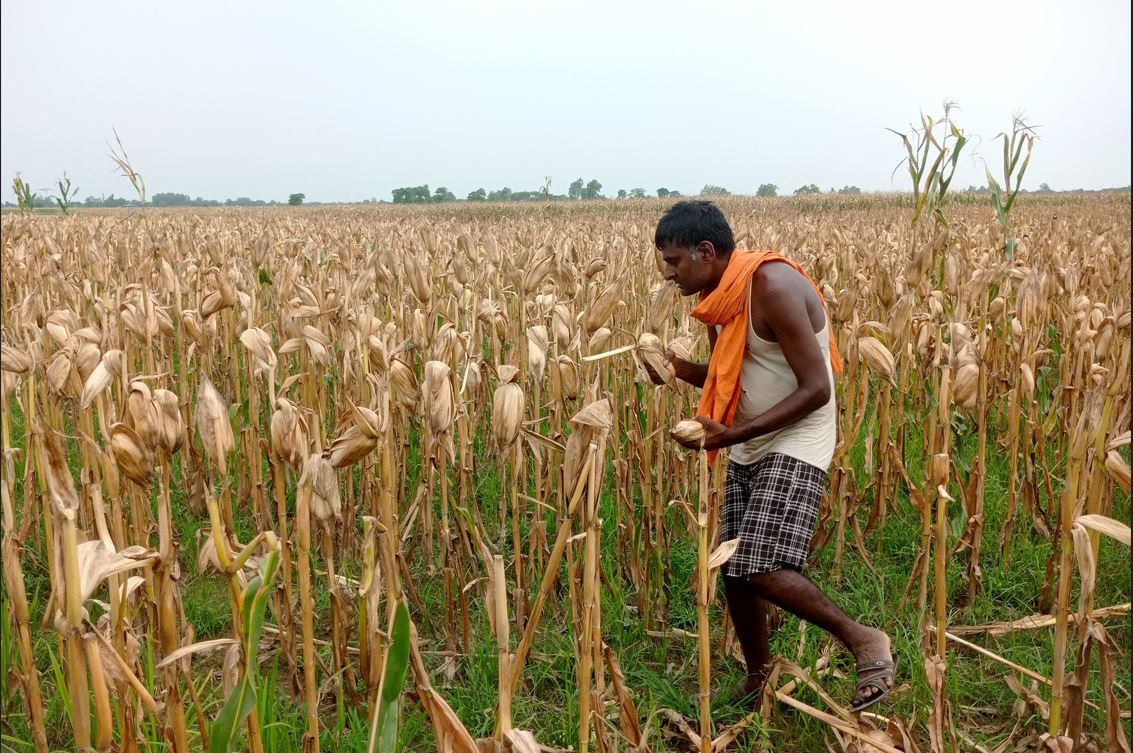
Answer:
top-left (569, 178), bottom-right (584, 200)
top-left (700, 185), bottom-right (730, 196)
top-left (392, 185), bottom-right (430, 203)
top-left (837, 185), bottom-right (861, 195)
top-left (670, 190), bottom-right (681, 197)
top-left (629, 188), bottom-right (647, 199)
top-left (656, 187), bottom-right (671, 198)
top-left (467, 188), bottom-right (487, 201)
top-left (433, 186), bottom-right (456, 203)
top-left (288, 193), bottom-right (305, 205)
top-left (756, 183), bottom-right (778, 197)
top-left (616, 189), bottom-right (627, 199)
top-left (1036, 182), bottom-right (1053, 193)
top-left (793, 184), bottom-right (821, 195)
top-left (488, 187), bottom-right (513, 201)
top-left (152, 192), bottom-right (192, 206)
top-left (583, 179), bottom-right (603, 199)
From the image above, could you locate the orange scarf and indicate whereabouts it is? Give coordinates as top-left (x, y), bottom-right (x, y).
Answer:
top-left (690, 251), bottom-right (842, 457)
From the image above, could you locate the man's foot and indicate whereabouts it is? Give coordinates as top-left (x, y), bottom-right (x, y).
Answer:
top-left (710, 672), bottom-right (766, 708)
top-left (848, 627), bottom-right (894, 711)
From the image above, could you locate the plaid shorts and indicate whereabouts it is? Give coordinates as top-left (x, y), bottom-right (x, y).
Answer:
top-left (720, 453), bottom-right (827, 578)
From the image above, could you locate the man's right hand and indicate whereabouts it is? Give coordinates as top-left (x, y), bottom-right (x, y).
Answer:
top-left (643, 348), bottom-right (679, 386)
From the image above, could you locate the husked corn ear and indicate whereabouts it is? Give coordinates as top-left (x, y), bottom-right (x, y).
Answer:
top-left (670, 419), bottom-right (706, 444)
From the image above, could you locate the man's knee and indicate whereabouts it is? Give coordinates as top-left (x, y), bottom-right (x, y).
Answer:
top-left (746, 568), bottom-right (787, 592)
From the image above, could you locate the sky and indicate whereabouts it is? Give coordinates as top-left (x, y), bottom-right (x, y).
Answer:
top-left (1, 0), bottom-right (1130, 203)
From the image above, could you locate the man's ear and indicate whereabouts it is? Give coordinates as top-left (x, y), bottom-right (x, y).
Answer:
top-left (696, 240), bottom-right (717, 262)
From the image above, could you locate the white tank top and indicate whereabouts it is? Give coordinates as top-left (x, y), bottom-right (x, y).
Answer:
top-left (724, 278), bottom-right (837, 471)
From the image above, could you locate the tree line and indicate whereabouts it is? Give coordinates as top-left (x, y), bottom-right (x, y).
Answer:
top-left (3, 179), bottom-right (1091, 212)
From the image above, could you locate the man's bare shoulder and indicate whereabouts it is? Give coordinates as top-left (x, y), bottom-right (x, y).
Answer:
top-left (752, 260), bottom-right (810, 300)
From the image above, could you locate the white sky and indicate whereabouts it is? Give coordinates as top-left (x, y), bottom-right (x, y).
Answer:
top-left (1, 0), bottom-right (1129, 202)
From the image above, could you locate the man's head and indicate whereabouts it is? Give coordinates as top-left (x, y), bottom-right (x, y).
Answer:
top-left (653, 200), bottom-right (735, 296)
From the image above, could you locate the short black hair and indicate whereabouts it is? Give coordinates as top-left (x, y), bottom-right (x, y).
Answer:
top-left (654, 200), bottom-right (735, 256)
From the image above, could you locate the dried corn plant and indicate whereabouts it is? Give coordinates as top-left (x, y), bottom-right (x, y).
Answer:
top-left (0, 190), bottom-right (1128, 753)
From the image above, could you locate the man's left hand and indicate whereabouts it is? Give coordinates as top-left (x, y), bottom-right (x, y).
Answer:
top-left (672, 416), bottom-right (734, 451)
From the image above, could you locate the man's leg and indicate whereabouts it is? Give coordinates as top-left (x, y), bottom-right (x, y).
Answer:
top-left (746, 568), bottom-right (892, 706)
top-left (723, 576), bottom-right (769, 698)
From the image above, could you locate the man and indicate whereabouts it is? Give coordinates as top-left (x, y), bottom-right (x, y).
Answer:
top-left (646, 200), bottom-right (894, 712)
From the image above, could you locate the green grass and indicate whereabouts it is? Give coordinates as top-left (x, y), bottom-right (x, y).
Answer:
top-left (0, 371), bottom-right (1128, 753)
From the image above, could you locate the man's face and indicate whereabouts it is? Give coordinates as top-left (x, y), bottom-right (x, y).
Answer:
top-left (658, 240), bottom-right (713, 296)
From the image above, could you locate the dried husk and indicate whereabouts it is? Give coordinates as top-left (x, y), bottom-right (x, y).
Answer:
top-left (80, 349), bottom-right (124, 409)
top-left (492, 378), bottom-right (525, 449)
top-left (646, 281), bottom-right (678, 333)
top-left (857, 336), bottom-right (897, 386)
top-left (126, 381), bottom-right (162, 450)
top-left (194, 375), bottom-right (235, 475)
top-left (301, 454), bottom-right (341, 522)
top-left (637, 332), bottom-right (675, 386)
top-left (551, 304), bottom-right (572, 350)
top-left (110, 423), bottom-right (154, 487)
top-left (563, 398), bottom-right (612, 492)
top-left (587, 327), bottom-right (612, 354)
top-left (527, 326), bottom-right (548, 383)
top-left (422, 360), bottom-right (455, 437)
top-left (390, 358), bottom-right (418, 409)
top-left (270, 398), bottom-right (309, 466)
top-left (584, 283), bottom-right (621, 334)
top-left (152, 389), bottom-right (184, 454)
top-left (325, 423), bottom-right (378, 468)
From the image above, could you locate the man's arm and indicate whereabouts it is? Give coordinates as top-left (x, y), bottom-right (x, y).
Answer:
top-left (718, 269), bottom-right (830, 446)
top-left (670, 326), bottom-right (716, 387)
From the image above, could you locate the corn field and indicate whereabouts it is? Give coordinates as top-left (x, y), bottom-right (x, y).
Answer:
top-left (0, 193), bottom-right (1129, 753)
